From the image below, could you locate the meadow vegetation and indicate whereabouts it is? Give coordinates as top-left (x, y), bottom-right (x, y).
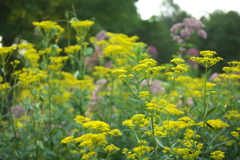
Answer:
top-left (0, 15), bottom-right (240, 160)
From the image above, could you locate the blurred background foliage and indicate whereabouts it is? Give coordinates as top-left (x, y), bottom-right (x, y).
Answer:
top-left (1, 0), bottom-right (240, 73)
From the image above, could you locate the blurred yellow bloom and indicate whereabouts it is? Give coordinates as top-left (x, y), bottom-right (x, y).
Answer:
top-left (211, 150), bottom-right (225, 160)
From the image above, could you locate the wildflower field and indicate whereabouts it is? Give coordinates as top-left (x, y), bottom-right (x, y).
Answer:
top-left (0, 16), bottom-right (240, 160)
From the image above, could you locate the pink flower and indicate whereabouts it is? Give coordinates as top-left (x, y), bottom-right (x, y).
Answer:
top-left (173, 35), bottom-right (183, 43)
top-left (96, 30), bottom-right (108, 41)
top-left (170, 23), bottom-right (184, 33)
top-left (209, 73), bottom-right (220, 81)
top-left (146, 45), bottom-right (158, 57)
top-left (180, 28), bottom-right (192, 37)
top-left (10, 106), bottom-right (27, 118)
top-left (183, 18), bottom-right (204, 30)
top-left (104, 61), bottom-right (112, 68)
top-left (179, 47), bottom-right (186, 52)
top-left (198, 29), bottom-right (207, 39)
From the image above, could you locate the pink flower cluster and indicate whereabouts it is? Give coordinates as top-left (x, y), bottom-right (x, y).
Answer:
top-left (171, 17), bottom-right (207, 43)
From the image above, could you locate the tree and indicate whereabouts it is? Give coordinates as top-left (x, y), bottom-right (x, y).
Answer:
top-left (0, 0), bottom-right (140, 46)
top-left (129, 16), bottom-right (178, 64)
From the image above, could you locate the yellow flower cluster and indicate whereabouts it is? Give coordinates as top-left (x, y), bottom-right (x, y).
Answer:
top-left (18, 43), bottom-right (35, 49)
top-left (225, 110), bottom-right (240, 120)
top-left (211, 150), bottom-right (225, 160)
top-left (74, 115), bottom-right (91, 124)
top-left (138, 91), bottom-right (150, 98)
top-left (0, 82), bottom-right (11, 94)
top-left (167, 58), bottom-right (189, 77)
top-left (64, 45), bottom-right (81, 54)
top-left (170, 58), bottom-right (185, 65)
top-left (93, 66), bottom-right (132, 79)
top-left (197, 119), bottom-right (229, 129)
top-left (132, 58), bottom-right (161, 73)
top-left (93, 66), bottom-right (111, 78)
top-left (231, 127), bottom-right (240, 140)
top-left (61, 115), bottom-right (121, 159)
top-left (190, 50), bottom-right (223, 68)
top-left (49, 56), bottom-right (69, 71)
top-left (70, 20), bottom-right (94, 28)
top-left (184, 128), bottom-right (195, 139)
top-left (162, 104), bottom-right (184, 115)
top-left (122, 114), bottom-right (149, 129)
top-left (70, 20), bottom-right (94, 44)
top-left (81, 151), bottom-right (96, 160)
top-left (23, 48), bottom-right (40, 68)
top-left (103, 44), bottom-right (127, 58)
top-left (104, 144), bottom-right (120, 153)
top-left (74, 133), bottom-right (107, 148)
top-left (102, 32), bottom-right (146, 66)
top-left (173, 140), bottom-right (203, 159)
top-left (162, 120), bottom-right (194, 134)
top-left (83, 121), bottom-right (110, 132)
top-left (123, 140), bottom-right (153, 160)
top-left (0, 46), bottom-right (15, 64)
top-left (17, 68), bottom-right (47, 86)
top-left (32, 21), bottom-right (64, 35)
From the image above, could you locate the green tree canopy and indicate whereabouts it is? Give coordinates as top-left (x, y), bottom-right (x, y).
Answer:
top-left (0, 0), bottom-right (140, 46)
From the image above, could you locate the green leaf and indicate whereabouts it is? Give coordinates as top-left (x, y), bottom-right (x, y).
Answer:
top-left (206, 107), bottom-right (216, 118)
top-left (26, 104), bottom-right (33, 110)
top-left (74, 70), bottom-right (79, 78)
top-left (213, 140), bottom-right (233, 149)
top-left (205, 121), bottom-right (215, 129)
top-left (45, 150), bottom-right (57, 157)
top-left (37, 141), bottom-right (44, 149)
top-left (50, 28), bottom-right (58, 37)
top-left (70, 17), bottom-right (79, 22)
top-left (41, 39), bottom-right (48, 48)
top-left (174, 146), bottom-right (192, 149)
top-left (50, 44), bottom-right (60, 56)
top-left (83, 47), bottom-right (93, 57)
top-left (155, 138), bottom-right (165, 148)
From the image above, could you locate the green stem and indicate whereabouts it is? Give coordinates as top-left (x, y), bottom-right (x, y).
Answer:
top-left (203, 67), bottom-right (208, 118)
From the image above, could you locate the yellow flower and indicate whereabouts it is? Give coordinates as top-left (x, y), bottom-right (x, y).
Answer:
top-left (190, 50), bottom-right (223, 68)
top-left (108, 129), bottom-right (122, 136)
top-left (170, 58), bottom-right (185, 64)
top-left (32, 21), bottom-right (64, 35)
top-left (139, 91), bottom-right (150, 98)
top-left (122, 119), bottom-right (134, 128)
top-left (18, 43), bottom-right (35, 49)
top-left (61, 136), bottom-right (74, 144)
top-left (211, 150), bottom-right (225, 160)
top-left (82, 121), bottom-right (110, 132)
top-left (64, 45), bottom-right (81, 54)
top-left (74, 133), bottom-right (107, 148)
top-left (225, 110), bottom-right (240, 120)
top-left (70, 20), bottom-right (94, 44)
top-left (231, 131), bottom-right (239, 139)
top-left (0, 46), bottom-right (15, 64)
top-left (173, 140), bottom-right (203, 159)
top-left (145, 102), bottom-right (159, 110)
top-left (197, 119), bottom-right (229, 129)
top-left (184, 128), bottom-right (194, 139)
top-left (133, 145), bottom-right (153, 159)
top-left (81, 151), bottom-right (96, 160)
top-left (74, 115), bottom-right (91, 124)
top-left (70, 20), bottom-right (94, 28)
top-left (104, 144), bottom-right (120, 153)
